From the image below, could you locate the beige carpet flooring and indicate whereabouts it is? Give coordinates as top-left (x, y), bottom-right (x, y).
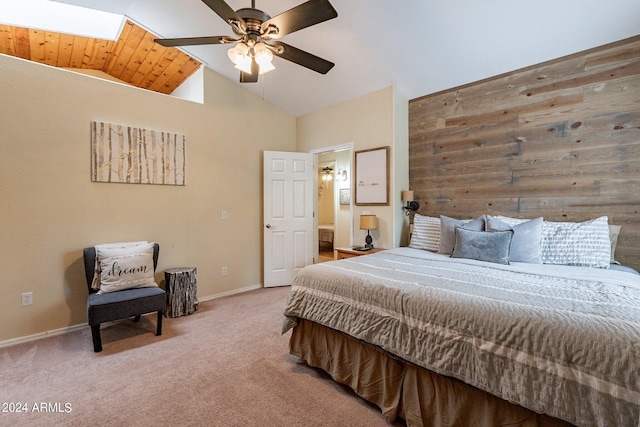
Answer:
top-left (0, 287), bottom-right (402, 426)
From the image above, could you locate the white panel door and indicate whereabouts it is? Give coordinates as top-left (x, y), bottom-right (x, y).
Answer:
top-left (264, 151), bottom-right (314, 287)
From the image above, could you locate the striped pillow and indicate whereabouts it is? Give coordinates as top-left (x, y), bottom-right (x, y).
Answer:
top-left (541, 216), bottom-right (611, 268)
top-left (409, 213), bottom-right (440, 252)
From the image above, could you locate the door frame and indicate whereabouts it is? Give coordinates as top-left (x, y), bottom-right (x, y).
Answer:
top-left (311, 143), bottom-right (354, 261)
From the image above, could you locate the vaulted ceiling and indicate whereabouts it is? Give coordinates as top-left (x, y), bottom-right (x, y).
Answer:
top-left (4, 1), bottom-right (640, 116)
top-left (0, 20), bottom-right (201, 95)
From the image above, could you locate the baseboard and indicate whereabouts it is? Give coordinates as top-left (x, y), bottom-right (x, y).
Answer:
top-left (0, 323), bottom-right (88, 349)
top-left (0, 284), bottom-right (264, 349)
top-left (196, 283), bottom-right (263, 303)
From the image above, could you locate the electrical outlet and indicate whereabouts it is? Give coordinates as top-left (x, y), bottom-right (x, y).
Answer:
top-left (22, 292), bottom-right (33, 306)
top-left (221, 267), bottom-right (227, 276)
top-left (221, 210), bottom-right (227, 220)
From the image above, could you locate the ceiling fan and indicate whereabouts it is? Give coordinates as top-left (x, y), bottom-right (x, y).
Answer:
top-left (155, 0), bottom-right (337, 83)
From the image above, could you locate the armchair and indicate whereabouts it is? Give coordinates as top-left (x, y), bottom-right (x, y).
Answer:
top-left (82, 243), bottom-right (166, 352)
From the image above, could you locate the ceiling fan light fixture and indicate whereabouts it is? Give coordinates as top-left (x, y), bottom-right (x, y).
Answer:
top-left (258, 61), bottom-right (275, 74)
top-left (227, 42), bottom-right (252, 73)
top-left (254, 42), bottom-right (275, 74)
top-left (155, 0), bottom-right (338, 82)
top-left (234, 57), bottom-right (253, 74)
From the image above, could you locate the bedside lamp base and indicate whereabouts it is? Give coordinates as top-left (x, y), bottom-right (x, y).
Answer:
top-left (365, 232), bottom-right (374, 249)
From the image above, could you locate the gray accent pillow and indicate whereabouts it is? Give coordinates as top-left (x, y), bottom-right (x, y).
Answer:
top-left (487, 216), bottom-right (543, 264)
top-left (438, 215), bottom-right (485, 255)
top-left (451, 228), bottom-right (514, 265)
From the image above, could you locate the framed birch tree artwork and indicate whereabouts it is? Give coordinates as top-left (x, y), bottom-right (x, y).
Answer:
top-left (91, 121), bottom-right (186, 185)
top-left (355, 146), bottom-right (389, 205)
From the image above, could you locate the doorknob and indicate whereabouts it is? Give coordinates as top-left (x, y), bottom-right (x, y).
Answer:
top-left (266, 224), bottom-right (273, 229)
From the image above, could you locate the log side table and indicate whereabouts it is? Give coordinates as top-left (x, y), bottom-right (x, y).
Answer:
top-left (164, 267), bottom-right (198, 318)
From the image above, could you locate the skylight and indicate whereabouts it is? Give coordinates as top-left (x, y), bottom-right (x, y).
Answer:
top-left (0, 0), bottom-right (125, 40)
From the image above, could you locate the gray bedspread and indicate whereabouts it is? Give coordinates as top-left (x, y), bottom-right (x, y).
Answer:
top-left (282, 248), bottom-right (640, 427)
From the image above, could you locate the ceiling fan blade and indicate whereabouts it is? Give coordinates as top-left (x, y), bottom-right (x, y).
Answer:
top-left (155, 36), bottom-right (234, 47)
top-left (261, 0), bottom-right (337, 38)
top-left (201, 0), bottom-right (246, 32)
top-left (270, 41), bottom-right (334, 74)
top-left (240, 58), bottom-right (259, 83)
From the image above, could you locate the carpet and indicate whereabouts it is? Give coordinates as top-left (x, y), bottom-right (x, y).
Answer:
top-left (0, 287), bottom-right (400, 426)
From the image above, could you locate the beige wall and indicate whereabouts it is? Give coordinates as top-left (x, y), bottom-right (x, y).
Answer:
top-left (297, 86), bottom-right (409, 250)
top-left (0, 54), bottom-right (296, 342)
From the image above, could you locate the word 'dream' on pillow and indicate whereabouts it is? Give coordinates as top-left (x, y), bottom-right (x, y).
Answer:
top-left (98, 250), bottom-right (157, 294)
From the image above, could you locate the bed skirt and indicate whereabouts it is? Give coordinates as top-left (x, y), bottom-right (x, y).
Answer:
top-left (289, 319), bottom-right (573, 427)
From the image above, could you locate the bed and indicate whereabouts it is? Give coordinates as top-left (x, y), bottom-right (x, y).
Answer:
top-left (282, 215), bottom-right (640, 427)
top-left (318, 223), bottom-right (334, 248)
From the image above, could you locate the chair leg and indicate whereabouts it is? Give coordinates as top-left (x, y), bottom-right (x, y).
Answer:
top-left (156, 311), bottom-right (163, 336)
top-left (133, 315), bottom-right (141, 322)
top-left (91, 324), bottom-right (102, 353)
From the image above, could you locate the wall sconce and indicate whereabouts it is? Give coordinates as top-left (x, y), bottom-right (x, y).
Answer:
top-left (359, 214), bottom-right (378, 249)
top-left (401, 190), bottom-right (419, 216)
top-left (335, 168), bottom-right (348, 182)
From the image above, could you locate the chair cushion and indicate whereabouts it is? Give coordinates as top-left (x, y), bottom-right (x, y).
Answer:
top-left (87, 287), bottom-right (166, 325)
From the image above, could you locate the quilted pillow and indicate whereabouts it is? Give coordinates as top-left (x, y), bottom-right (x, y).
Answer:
top-left (451, 228), bottom-right (514, 265)
top-left (541, 216), bottom-right (611, 268)
top-left (438, 215), bottom-right (485, 255)
top-left (486, 216), bottom-right (543, 264)
top-left (96, 242), bottom-right (158, 293)
top-left (409, 213), bottom-right (440, 252)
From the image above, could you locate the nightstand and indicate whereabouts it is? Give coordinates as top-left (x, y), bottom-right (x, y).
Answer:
top-left (335, 247), bottom-right (385, 260)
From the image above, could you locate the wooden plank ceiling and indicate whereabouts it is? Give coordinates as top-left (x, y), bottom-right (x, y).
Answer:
top-left (0, 20), bottom-right (201, 95)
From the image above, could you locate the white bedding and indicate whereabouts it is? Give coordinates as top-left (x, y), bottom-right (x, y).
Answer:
top-left (392, 247), bottom-right (640, 290)
top-left (283, 247), bottom-right (640, 427)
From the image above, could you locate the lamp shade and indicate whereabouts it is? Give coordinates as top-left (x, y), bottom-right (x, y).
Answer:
top-left (401, 190), bottom-right (414, 202)
top-left (227, 43), bottom-right (252, 74)
top-left (254, 42), bottom-right (275, 74)
top-left (359, 214), bottom-right (378, 231)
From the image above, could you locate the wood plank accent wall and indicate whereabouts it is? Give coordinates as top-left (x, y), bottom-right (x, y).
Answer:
top-left (409, 36), bottom-right (640, 270)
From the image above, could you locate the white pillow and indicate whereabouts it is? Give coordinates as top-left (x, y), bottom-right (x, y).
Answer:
top-left (541, 216), bottom-right (611, 268)
top-left (96, 242), bottom-right (158, 293)
top-left (409, 213), bottom-right (440, 252)
top-left (492, 215), bottom-right (530, 227)
top-left (91, 241), bottom-right (149, 290)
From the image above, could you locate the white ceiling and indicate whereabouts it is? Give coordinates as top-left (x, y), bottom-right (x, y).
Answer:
top-left (52, 0), bottom-right (640, 117)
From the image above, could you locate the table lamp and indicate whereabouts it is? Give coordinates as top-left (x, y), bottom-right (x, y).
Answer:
top-left (359, 214), bottom-right (378, 249)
